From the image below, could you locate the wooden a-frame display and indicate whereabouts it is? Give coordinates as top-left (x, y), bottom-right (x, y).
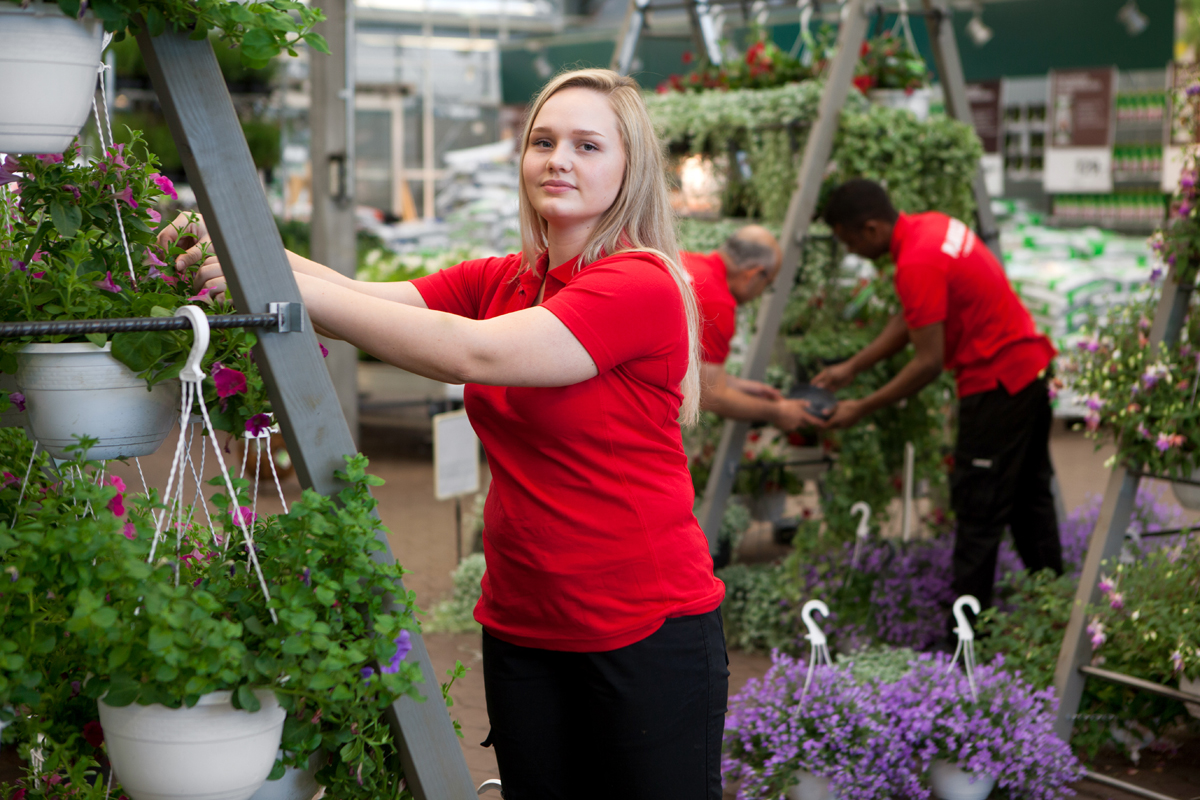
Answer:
top-left (610, 0), bottom-right (1001, 551)
top-left (135, 29), bottom-right (478, 800)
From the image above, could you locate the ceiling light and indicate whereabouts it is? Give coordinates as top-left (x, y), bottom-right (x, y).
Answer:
top-left (1117, 0), bottom-right (1149, 36)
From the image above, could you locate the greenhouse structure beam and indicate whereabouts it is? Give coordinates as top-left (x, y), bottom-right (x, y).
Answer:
top-left (135, 28), bottom-right (478, 800)
top-left (1051, 272), bottom-right (1194, 743)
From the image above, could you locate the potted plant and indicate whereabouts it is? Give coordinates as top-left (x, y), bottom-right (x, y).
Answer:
top-left (0, 139), bottom-right (269, 456)
top-left (878, 653), bottom-right (1082, 800)
top-left (0, 0), bottom-right (327, 155)
top-left (736, 428), bottom-right (801, 522)
top-left (855, 32), bottom-right (932, 120)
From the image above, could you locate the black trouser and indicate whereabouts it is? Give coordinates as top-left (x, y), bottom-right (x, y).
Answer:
top-left (951, 376), bottom-right (1063, 613)
top-left (481, 610), bottom-right (729, 800)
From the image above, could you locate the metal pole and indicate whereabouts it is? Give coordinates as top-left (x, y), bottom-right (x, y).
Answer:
top-left (921, 0), bottom-right (1002, 261)
top-left (611, 0), bottom-right (649, 75)
top-left (686, 0), bottom-right (724, 66)
top-left (1052, 271), bottom-right (1191, 741)
top-left (136, 28), bottom-right (477, 800)
top-left (696, 0), bottom-right (871, 551)
top-left (455, 496), bottom-right (463, 565)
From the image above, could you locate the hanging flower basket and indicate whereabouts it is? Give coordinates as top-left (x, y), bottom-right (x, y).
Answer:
top-left (249, 750), bottom-right (324, 800)
top-left (1, 373), bottom-right (26, 430)
top-left (786, 770), bottom-right (840, 800)
top-left (98, 689), bottom-right (286, 800)
top-left (747, 488), bottom-right (789, 522)
top-left (928, 760), bottom-right (996, 800)
top-left (0, 1), bottom-right (104, 154)
top-left (867, 88), bottom-right (932, 121)
top-left (1170, 469), bottom-right (1200, 510)
top-left (16, 342), bottom-right (178, 460)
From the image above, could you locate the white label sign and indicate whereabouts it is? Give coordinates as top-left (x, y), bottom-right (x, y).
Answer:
top-left (433, 409), bottom-right (480, 500)
top-left (980, 154), bottom-right (1004, 197)
top-left (1043, 147), bottom-right (1113, 193)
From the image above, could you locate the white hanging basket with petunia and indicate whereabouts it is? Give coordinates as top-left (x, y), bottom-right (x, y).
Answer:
top-left (0, 0), bottom-right (105, 154)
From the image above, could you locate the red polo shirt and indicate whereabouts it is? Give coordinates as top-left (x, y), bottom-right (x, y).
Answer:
top-left (891, 212), bottom-right (1056, 397)
top-left (411, 251), bottom-right (725, 652)
top-left (682, 251), bottom-right (737, 364)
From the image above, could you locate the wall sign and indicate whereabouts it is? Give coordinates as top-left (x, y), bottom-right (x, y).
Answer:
top-left (433, 409), bottom-right (480, 500)
top-left (967, 80), bottom-right (1004, 197)
top-left (1044, 67), bottom-right (1116, 193)
top-left (1163, 62), bottom-right (1200, 193)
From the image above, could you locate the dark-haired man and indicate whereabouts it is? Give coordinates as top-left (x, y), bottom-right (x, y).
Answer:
top-left (684, 225), bottom-right (821, 431)
top-left (813, 179), bottom-right (1062, 616)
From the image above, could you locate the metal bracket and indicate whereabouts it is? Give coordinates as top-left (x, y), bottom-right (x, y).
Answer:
top-left (268, 302), bottom-right (306, 333)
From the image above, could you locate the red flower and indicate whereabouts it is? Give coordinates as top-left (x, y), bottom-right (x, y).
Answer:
top-left (82, 719), bottom-right (104, 747)
top-left (860, 41), bottom-right (870, 57)
top-left (682, 50), bottom-right (694, 64)
top-left (852, 75), bottom-right (875, 94)
top-left (745, 41), bottom-right (766, 66)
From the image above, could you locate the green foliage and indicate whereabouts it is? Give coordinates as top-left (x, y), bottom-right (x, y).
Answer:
top-left (716, 562), bottom-right (797, 653)
top-left (11, 0), bottom-right (329, 69)
top-left (977, 569), bottom-right (1076, 691)
top-left (427, 553), bottom-right (485, 634)
top-left (835, 644), bottom-right (917, 684)
top-left (855, 31), bottom-right (929, 91)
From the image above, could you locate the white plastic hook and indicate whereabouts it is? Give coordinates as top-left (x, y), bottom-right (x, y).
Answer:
top-left (850, 501), bottom-right (871, 567)
top-left (175, 305), bottom-right (210, 384)
top-left (952, 595), bottom-right (981, 643)
top-left (799, 599), bottom-right (832, 698)
top-left (947, 594), bottom-right (981, 702)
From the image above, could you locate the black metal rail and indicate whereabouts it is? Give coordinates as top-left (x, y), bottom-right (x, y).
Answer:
top-left (0, 314), bottom-right (279, 339)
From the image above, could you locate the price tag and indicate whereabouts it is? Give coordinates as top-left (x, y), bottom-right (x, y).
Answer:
top-left (980, 154), bottom-right (1004, 197)
top-left (1044, 147), bottom-right (1113, 193)
top-left (433, 409), bottom-right (480, 500)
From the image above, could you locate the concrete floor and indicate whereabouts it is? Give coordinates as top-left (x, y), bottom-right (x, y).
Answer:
top-left (99, 418), bottom-right (1193, 799)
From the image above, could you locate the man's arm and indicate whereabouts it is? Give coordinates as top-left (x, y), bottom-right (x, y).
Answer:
top-left (811, 312), bottom-right (910, 391)
top-left (824, 321), bottom-right (944, 429)
top-left (701, 363), bottom-right (822, 430)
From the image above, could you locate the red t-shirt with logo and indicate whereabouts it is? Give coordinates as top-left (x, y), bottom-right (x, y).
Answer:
top-left (411, 251), bottom-right (725, 652)
top-left (891, 212), bottom-right (1056, 397)
top-left (682, 250), bottom-right (737, 364)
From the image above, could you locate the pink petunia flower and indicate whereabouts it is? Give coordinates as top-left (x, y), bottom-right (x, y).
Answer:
top-left (245, 413), bottom-right (272, 436)
top-left (212, 364), bottom-right (247, 398)
top-left (1087, 618), bottom-right (1106, 649)
top-left (123, 522), bottom-right (137, 540)
top-left (9, 392), bottom-right (25, 412)
top-left (143, 249), bottom-right (167, 268)
top-left (64, 184), bottom-right (81, 201)
top-left (1108, 591), bottom-right (1124, 610)
top-left (36, 153), bottom-right (63, 164)
top-left (107, 144), bottom-right (129, 171)
top-left (151, 173), bottom-right (178, 200)
top-left (106, 475), bottom-right (126, 493)
top-left (147, 208), bottom-right (161, 224)
top-left (114, 185), bottom-right (137, 209)
top-left (231, 506), bottom-right (257, 526)
top-left (319, 342), bottom-right (328, 358)
top-left (1155, 432), bottom-right (1175, 452)
top-left (107, 493), bottom-right (125, 517)
top-left (188, 287), bottom-right (212, 302)
top-left (95, 271), bottom-right (122, 293)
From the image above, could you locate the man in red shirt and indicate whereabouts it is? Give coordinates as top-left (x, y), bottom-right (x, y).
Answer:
top-left (683, 225), bottom-right (819, 431)
top-left (814, 179), bottom-right (1062, 618)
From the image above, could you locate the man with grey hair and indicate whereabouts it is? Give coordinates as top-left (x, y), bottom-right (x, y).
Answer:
top-left (683, 225), bottom-right (820, 431)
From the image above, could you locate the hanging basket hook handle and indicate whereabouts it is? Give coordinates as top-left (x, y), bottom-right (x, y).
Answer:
top-left (952, 594), bottom-right (981, 643)
top-left (850, 501), bottom-right (871, 540)
top-left (174, 305), bottom-right (210, 384)
top-left (801, 599), bottom-right (829, 647)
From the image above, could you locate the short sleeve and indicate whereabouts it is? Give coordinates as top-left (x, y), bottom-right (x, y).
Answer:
top-left (541, 253), bottom-right (685, 374)
top-left (894, 256), bottom-right (948, 330)
top-left (411, 255), bottom-right (514, 319)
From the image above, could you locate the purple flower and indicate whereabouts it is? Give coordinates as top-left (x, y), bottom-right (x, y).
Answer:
top-left (9, 392), bottom-right (25, 412)
top-left (114, 185), bottom-right (137, 209)
top-left (1109, 591), bottom-right (1125, 610)
top-left (360, 666), bottom-right (375, 680)
top-left (1150, 266), bottom-right (1164, 282)
top-left (95, 271), bottom-right (122, 293)
top-left (1156, 432), bottom-right (1174, 452)
top-left (1088, 618), bottom-right (1106, 649)
top-left (0, 155), bottom-right (20, 186)
top-left (245, 413), bottom-right (272, 436)
top-left (1187, 83), bottom-right (1200, 96)
top-left (381, 630), bottom-right (412, 674)
top-left (64, 184), bottom-right (80, 201)
top-left (302, 567), bottom-right (311, 587)
top-left (146, 266), bottom-right (177, 285)
top-left (319, 342), bottom-right (328, 358)
top-left (1097, 576), bottom-right (1115, 595)
top-left (212, 364), bottom-right (247, 398)
top-left (151, 173), bottom-right (178, 200)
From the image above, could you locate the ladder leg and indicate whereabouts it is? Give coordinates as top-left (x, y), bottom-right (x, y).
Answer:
top-left (611, 0), bottom-right (649, 75)
top-left (697, 0), bottom-right (871, 551)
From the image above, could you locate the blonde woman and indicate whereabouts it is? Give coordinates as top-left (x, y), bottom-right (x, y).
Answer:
top-left (175, 69), bottom-right (728, 798)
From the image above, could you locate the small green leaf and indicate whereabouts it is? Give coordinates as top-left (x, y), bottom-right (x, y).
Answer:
top-left (144, 6), bottom-right (165, 36)
top-left (267, 762), bottom-right (286, 781)
top-left (237, 685), bottom-right (262, 713)
top-left (91, 607), bottom-right (118, 628)
top-left (111, 331), bottom-right (163, 373)
top-left (85, 333), bottom-right (107, 348)
top-left (241, 28), bottom-right (278, 64)
top-left (304, 32), bottom-right (330, 55)
top-left (49, 200), bottom-right (82, 238)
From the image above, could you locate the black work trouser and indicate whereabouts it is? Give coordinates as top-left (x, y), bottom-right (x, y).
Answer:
top-left (481, 609), bottom-right (729, 800)
top-left (951, 376), bottom-right (1063, 613)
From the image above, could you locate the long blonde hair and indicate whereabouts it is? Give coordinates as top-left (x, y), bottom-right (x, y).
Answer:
top-left (517, 68), bottom-right (701, 426)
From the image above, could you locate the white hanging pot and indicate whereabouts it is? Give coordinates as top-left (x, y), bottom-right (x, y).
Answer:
top-left (1170, 470), bottom-right (1200, 510)
top-left (1, 372), bottom-right (27, 430)
top-left (0, 1), bottom-right (104, 154)
top-left (98, 689), bottom-right (286, 800)
top-left (929, 759), bottom-right (996, 800)
top-left (1181, 675), bottom-right (1200, 719)
top-left (16, 343), bottom-right (179, 461)
top-left (748, 489), bottom-right (789, 522)
top-left (867, 87), bottom-right (932, 121)
top-left (249, 750), bottom-right (324, 800)
top-left (786, 770), bottom-right (839, 800)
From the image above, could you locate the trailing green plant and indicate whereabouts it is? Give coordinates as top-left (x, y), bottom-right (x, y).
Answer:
top-left (853, 31), bottom-right (929, 93)
top-left (1154, 77), bottom-right (1200, 287)
top-left (658, 27), bottom-right (833, 95)
top-left (6, 0), bottom-right (329, 69)
top-left (427, 552), bottom-right (485, 634)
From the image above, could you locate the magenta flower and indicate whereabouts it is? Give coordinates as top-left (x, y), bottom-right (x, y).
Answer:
top-left (107, 144), bottom-right (129, 171)
top-left (380, 630), bottom-right (412, 674)
top-left (106, 475), bottom-right (127, 493)
top-left (188, 287), bottom-right (211, 302)
top-left (64, 184), bottom-right (81, 201)
top-left (30, 271), bottom-right (45, 280)
top-left (8, 392), bottom-right (25, 412)
top-left (1150, 266), bottom-right (1164, 282)
top-left (123, 522), bottom-right (137, 540)
top-left (1097, 576), bottom-right (1114, 594)
top-left (2, 471), bottom-right (17, 487)
top-left (95, 271), bottom-right (122, 293)
top-left (245, 413), bottom-right (272, 436)
top-left (151, 173), bottom-right (178, 200)
top-left (147, 208), bottom-right (161, 224)
top-left (107, 493), bottom-right (125, 517)
top-left (0, 155), bottom-right (20, 186)
top-left (1109, 591), bottom-right (1125, 610)
top-left (212, 364), bottom-right (247, 398)
top-left (319, 342), bottom-right (328, 358)
top-left (1187, 83), bottom-right (1200, 96)
top-left (35, 153), bottom-right (63, 164)
top-left (1087, 618), bottom-right (1106, 649)
top-left (1155, 432), bottom-right (1175, 452)
top-left (115, 185), bottom-right (137, 209)
top-left (146, 266), bottom-right (177, 285)
top-left (231, 506), bottom-right (257, 526)
top-left (143, 249), bottom-right (167, 268)
top-left (1172, 650), bottom-right (1185, 673)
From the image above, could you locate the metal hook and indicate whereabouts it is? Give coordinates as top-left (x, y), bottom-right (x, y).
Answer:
top-left (174, 305), bottom-right (209, 384)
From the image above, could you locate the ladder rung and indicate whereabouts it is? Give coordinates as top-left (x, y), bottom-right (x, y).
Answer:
top-left (1083, 769), bottom-right (1185, 800)
top-left (1079, 665), bottom-right (1200, 705)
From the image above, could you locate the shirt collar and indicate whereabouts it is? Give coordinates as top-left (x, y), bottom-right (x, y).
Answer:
top-left (890, 212), bottom-right (911, 263)
top-left (546, 253), bottom-right (584, 286)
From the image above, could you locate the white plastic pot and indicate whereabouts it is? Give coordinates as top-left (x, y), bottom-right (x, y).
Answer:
top-left (748, 489), bottom-right (789, 523)
top-left (929, 760), bottom-right (996, 800)
top-left (99, 690), bottom-right (286, 800)
top-left (0, 1), bottom-right (104, 154)
top-left (16, 343), bottom-right (178, 461)
top-left (1171, 470), bottom-right (1200, 510)
top-left (868, 87), bottom-right (932, 121)
top-left (1181, 675), bottom-right (1200, 719)
top-left (0, 372), bottom-right (26, 430)
top-left (786, 770), bottom-right (838, 800)
top-left (249, 750), bottom-right (324, 800)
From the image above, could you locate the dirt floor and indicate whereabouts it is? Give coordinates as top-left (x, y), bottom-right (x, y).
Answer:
top-left (6, 418), bottom-right (1197, 798)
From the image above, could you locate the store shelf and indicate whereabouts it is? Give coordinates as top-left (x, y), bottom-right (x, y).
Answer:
top-left (1045, 216), bottom-right (1162, 234)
